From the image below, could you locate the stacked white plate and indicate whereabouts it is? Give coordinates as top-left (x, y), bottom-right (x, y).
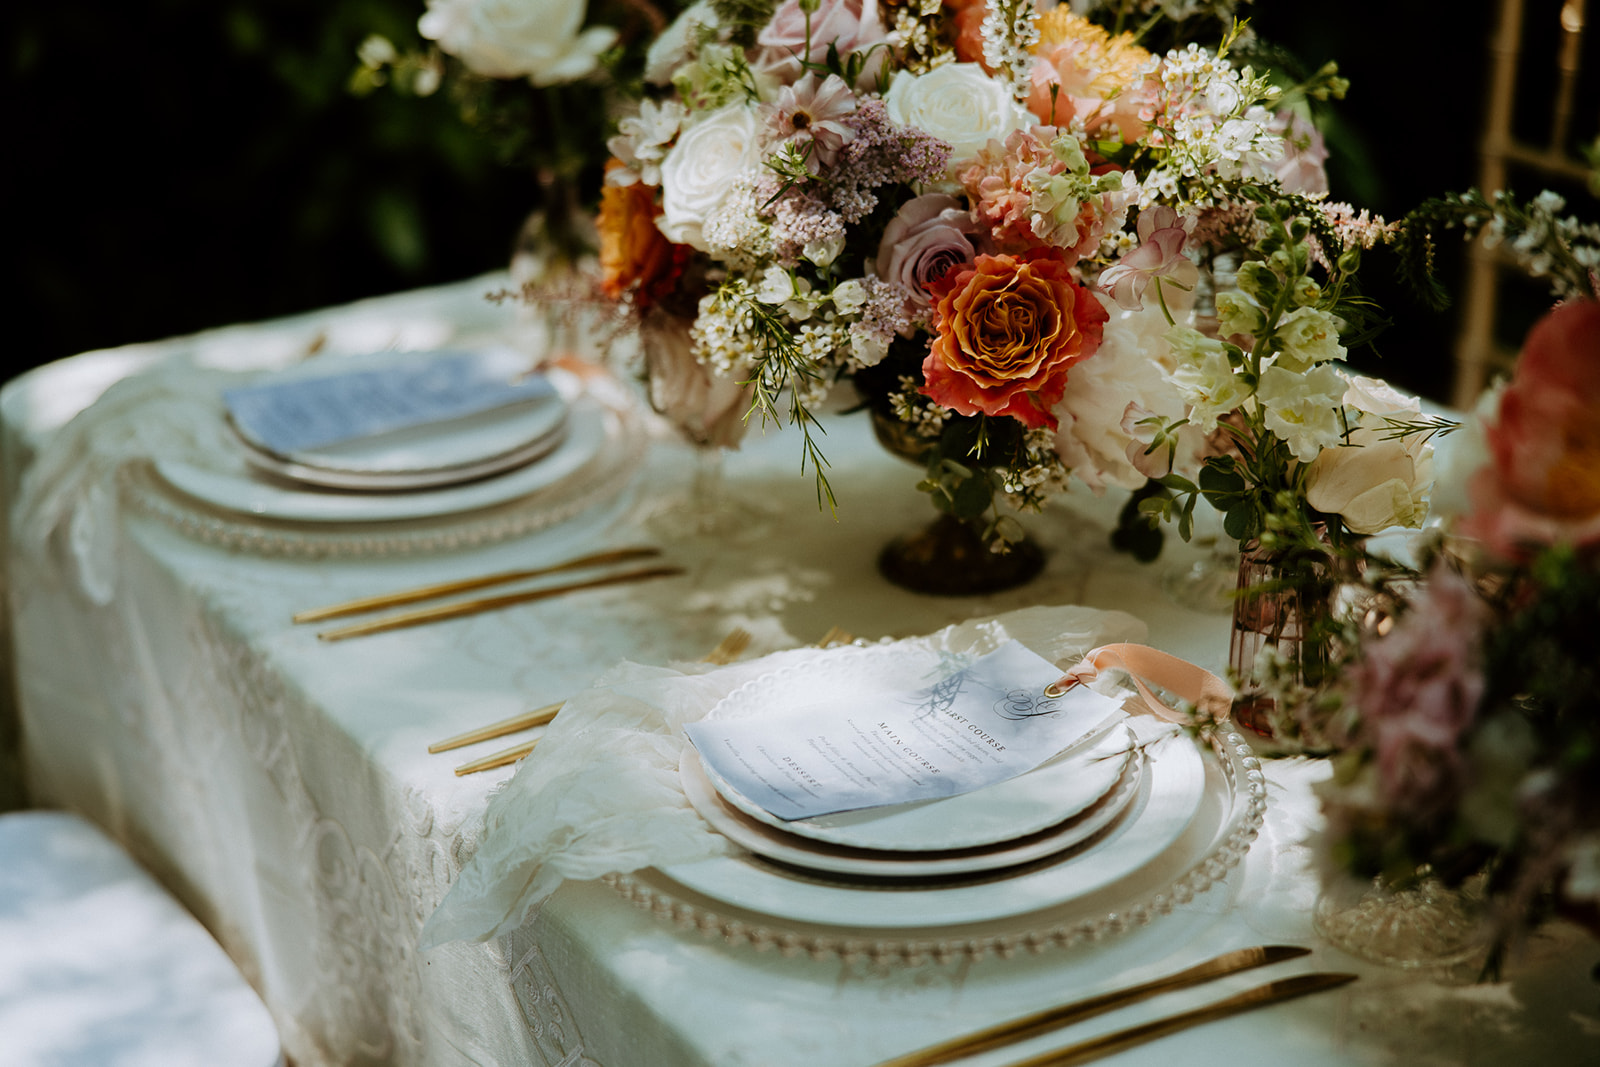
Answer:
top-left (229, 386), bottom-right (570, 492)
top-left (155, 351), bottom-right (613, 525)
top-left (664, 645), bottom-right (1212, 931)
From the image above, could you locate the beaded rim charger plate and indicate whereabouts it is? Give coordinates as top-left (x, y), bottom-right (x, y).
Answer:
top-left (659, 715), bottom-right (1202, 929)
top-left (609, 716), bottom-right (1266, 963)
top-left (124, 385), bottom-right (647, 558)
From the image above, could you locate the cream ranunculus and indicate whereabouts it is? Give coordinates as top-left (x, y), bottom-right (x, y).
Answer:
top-left (419, 0), bottom-right (616, 84)
top-left (883, 64), bottom-right (1028, 171)
top-left (657, 105), bottom-right (764, 252)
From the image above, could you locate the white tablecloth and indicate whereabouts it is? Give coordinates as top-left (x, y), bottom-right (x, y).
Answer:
top-left (5, 276), bottom-right (1596, 1067)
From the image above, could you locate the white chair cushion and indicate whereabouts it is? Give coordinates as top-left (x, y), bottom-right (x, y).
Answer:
top-left (0, 811), bottom-right (282, 1067)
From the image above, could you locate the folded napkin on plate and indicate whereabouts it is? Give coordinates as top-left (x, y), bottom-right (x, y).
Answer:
top-left (224, 348), bottom-right (553, 455)
top-left (419, 604), bottom-right (1147, 948)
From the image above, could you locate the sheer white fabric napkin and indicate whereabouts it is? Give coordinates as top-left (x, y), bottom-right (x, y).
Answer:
top-left (420, 604), bottom-right (1147, 947)
top-left (14, 360), bottom-right (247, 604)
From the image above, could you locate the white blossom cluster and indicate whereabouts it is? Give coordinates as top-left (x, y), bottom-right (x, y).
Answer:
top-left (980, 0), bottom-right (1038, 105)
top-left (888, 376), bottom-right (950, 438)
top-left (1481, 189), bottom-right (1600, 299)
top-left (690, 284), bottom-right (766, 377)
top-left (999, 428), bottom-right (1072, 508)
top-left (701, 175), bottom-right (779, 271)
top-left (1141, 44), bottom-right (1283, 206)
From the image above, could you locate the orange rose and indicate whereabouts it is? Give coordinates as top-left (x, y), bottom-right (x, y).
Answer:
top-left (597, 168), bottom-right (687, 309)
top-left (921, 251), bottom-right (1108, 429)
top-left (943, 0), bottom-right (989, 69)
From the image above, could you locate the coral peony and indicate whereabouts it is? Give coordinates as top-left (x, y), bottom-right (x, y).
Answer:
top-left (1462, 300), bottom-right (1600, 556)
top-left (921, 251), bottom-right (1107, 429)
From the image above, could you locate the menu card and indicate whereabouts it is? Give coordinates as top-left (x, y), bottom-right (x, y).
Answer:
top-left (224, 349), bottom-right (556, 454)
top-left (685, 641), bottom-right (1124, 820)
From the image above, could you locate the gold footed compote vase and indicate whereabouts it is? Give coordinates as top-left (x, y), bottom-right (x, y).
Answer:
top-left (870, 412), bottom-right (1044, 596)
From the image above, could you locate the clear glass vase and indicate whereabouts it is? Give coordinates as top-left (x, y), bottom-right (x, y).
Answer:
top-left (1314, 869), bottom-right (1491, 973)
top-left (1227, 534), bottom-right (1361, 741)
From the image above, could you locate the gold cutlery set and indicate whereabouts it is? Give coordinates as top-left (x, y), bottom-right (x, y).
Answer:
top-left (294, 545), bottom-right (682, 641)
top-left (877, 945), bottom-right (1353, 1067)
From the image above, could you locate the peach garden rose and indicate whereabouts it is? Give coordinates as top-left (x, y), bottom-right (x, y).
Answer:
top-left (921, 251), bottom-right (1107, 429)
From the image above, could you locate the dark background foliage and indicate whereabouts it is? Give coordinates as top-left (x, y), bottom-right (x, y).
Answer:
top-left (10, 0), bottom-right (1592, 400)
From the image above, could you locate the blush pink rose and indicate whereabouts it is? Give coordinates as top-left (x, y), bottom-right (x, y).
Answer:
top-left (921, 251), bottom-right (1108, 430)
top-left (875, 194), bottom-right (980, 311)
top-left (1462, 300), bottom-right (1600, 557)
top-left (755, 0), bottom-right (889, 86)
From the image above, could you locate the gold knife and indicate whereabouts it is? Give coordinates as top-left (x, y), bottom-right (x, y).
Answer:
top-left (294, 545), bottom-right (662, 623)
top-left (876, 945), bottom-right (1312, 1067)
top-left (999, 972), bottom-right (1357, 1067)
top-left (316, 565), bottom-right (685, 641)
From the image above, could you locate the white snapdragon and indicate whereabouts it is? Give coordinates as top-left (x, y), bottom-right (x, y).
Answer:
top-left (1166, 326), bottom-right (1249, 430)
top-left (754, 267), bottom-right (817, 320)
top-left (419, 0), bottom-right (616, 84)
top-left (658, 105), bottom-right (764, 252)
top-left (1273, 307), bottom-right (1346, 371)
top-left (831, 278), bottom-right (869, 315)
top-left (1256, 363), bottom-right (1345, 462)
top-left (1215, 290), bottom-right (1266, 337)
top-left (883, 64), bottom-right (1028, 171)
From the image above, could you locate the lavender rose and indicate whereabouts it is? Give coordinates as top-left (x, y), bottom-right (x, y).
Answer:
top-left (874, 194), bottom-right (980, 313)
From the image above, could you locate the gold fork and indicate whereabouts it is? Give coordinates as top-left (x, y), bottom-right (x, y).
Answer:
top-left (450, 627), bottom-right (757, 776)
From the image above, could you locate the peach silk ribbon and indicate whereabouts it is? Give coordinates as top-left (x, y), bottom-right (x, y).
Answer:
top-left (1046, 644), bottom-right (1234, 724)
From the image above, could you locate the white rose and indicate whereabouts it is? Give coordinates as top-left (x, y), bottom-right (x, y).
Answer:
top-left (1306, 434), bottom-right (1431, 534)
top-left (1306, 374), bottom-right (1435, 533)
top-left (883, 64), bottom-right (1027, 170)
top-left (419, 0), bottom-right (616, 84)
top-left (658, 105), bottom-right (764, 252)
top-left (1342, 375), bottom-right (1419, 421)
top-left (1256, 363), bottom-right (1346, 462)
top-left (643, 0), bottom-right (719, 85)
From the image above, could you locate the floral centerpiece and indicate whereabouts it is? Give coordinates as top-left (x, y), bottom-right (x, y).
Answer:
top-left (594, 0), bottom-right (1429, 593)
top-left (1305, 186), bottom-right (1600, 971)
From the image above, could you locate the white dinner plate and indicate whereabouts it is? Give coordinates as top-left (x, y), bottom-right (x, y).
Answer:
top-left (156, 398), bottom-right (610, 524)
top-left (699, 717), bottom-right (1132, 852)
top-left (659, 716), bottom-right (1204, 928)
top-left (234, 412), bottom-right (568, 491)
top-left (681, 724), bottom-right (1145, 878)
